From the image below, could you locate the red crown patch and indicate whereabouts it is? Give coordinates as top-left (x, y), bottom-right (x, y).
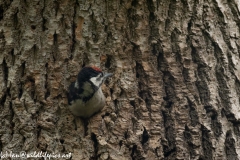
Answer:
top-left (91, 66), bottom-right (102, 72)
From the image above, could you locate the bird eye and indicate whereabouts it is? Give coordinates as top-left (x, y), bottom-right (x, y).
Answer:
top-left (97, 74), bottom-right (102, 80)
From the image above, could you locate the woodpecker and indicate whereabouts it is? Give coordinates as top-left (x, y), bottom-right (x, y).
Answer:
top-left (67, 66), bottom-right (112, 118)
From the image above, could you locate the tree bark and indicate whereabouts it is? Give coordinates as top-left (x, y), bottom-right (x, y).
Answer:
top-left (1, 0), bottom-right (240, 159)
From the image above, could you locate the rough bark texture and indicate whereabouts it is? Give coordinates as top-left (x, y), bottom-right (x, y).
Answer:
top-left (1, 0), bottom-right (240, 159)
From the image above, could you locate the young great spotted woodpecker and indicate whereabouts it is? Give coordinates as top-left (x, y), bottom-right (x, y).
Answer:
top-left (67, 66), bottom-right (112, 118)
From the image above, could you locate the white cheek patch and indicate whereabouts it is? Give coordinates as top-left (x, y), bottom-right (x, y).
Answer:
top-left (74, 81), bottom-right (79, 89)
top-left (90, 76), bottom-right (102, 88)
top-left (82, 82), bottom-right (94, 96)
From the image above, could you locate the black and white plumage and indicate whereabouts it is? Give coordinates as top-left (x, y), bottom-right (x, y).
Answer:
top-left (67, 66), bottom-right (112, 118)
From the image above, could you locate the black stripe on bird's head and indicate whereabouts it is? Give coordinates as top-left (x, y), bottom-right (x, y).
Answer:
top-left (77, 66), bottom-right (103, 83)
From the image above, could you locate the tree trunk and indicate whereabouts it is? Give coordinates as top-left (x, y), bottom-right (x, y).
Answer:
top-left (1, 0), bottom-right (240, 159)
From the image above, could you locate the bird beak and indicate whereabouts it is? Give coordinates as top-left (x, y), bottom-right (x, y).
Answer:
top-left (104, 72), bottom-right (113, 79)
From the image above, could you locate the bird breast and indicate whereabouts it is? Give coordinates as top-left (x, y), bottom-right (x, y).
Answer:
top-left (69, 88), bottom-right (106, 118)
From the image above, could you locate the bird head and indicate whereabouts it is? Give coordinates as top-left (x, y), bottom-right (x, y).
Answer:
top-left (77, 66), bottom-right (113, 90)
